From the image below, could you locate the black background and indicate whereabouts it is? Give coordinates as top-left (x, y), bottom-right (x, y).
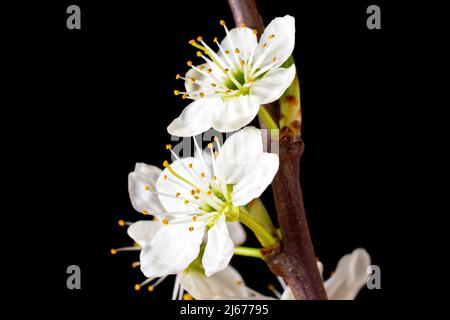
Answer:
top-left (5, 0), bottom-right (402, 313)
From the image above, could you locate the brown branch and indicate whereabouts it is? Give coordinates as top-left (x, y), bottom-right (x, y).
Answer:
top-left (227, 0), bottom-right (327, 300)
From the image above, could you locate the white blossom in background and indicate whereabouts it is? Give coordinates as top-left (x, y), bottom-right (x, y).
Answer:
top-left (128, 127), bottom-right (278, 278)
top-left (281, 248), bottom-right (371, 300)
top-left (168, 15), bottom-right (296, 136)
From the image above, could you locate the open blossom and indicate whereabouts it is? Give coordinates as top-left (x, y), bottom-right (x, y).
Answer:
top-left (128, 127), bottom-right (279, 278)
top-left (281, 248), bottom-right (372, 300)
top-left (168, 15), bottom-right (296, 136)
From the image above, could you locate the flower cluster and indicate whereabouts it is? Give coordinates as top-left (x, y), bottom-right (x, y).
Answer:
top-left (112, 14), bottom-right (372, 300)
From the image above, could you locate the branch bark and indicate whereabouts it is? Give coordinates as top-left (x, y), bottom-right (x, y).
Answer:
top-left (227, 0), bottom-right (327, 300)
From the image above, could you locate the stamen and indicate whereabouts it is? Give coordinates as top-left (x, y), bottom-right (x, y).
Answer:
top-left (172, 275), bottom-right (181, 300)
top-left (110, 246), bottom-right (141, 255)
top-left (134, 284), bottom-right (141, 291)
top-left (132, 261), bottom-right (140, 268)
top-left (163, 160), bottom-right (198, 189)
top-left (162, 218), bottom-right (169, 225)
top-left (117, 219), bottom-right (126, 227)
top-left (268, 34), bottom-right (275, 40)
top-left (189, 226), bottom-right (194, 231)
top-left (183, 293), bottom-right (193, 300)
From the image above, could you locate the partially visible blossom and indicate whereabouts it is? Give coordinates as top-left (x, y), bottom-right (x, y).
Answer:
top-left (168, 16), bottom-right (296, 136)
top-left (281, 248), bottom-right (371, 300)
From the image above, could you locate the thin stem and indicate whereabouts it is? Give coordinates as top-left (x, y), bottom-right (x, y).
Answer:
top-left (234, 246), bottom-right (262, 258)
top-left (238, 210), bottom-right (277, 248)
top-left (258, 106), bottom-right (279, 130)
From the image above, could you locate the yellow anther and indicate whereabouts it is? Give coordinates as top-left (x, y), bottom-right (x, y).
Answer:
top-left (175, 74), bottom-right (181, 80)
top-left (219, 20), bottom-right (226, 26)
top-left (192, 216), bottom-right (198, 221)
top-left (207, 68), bottom-right (212, 73)
top-left (163, 175), bottom-right (168, 180)
top-left (235, 48), bottom-right (240, 54)
top-left (188, 39), bottom-right (196, 45)
top-left (225, 50), bottom-right (230, 54)
top-left (163, 160), bottom-right (169, 167)
top-left (166, 144), bottom-right (172, 150)
top-left (261, 43), bottom-right (267, 48)
top-left (194, 196), bottom-right (199, 200)
top-left (187, 61), bottom-right (193, 66)
top-left (118, 219), bottom-right (126, 227)
top-left (189, 226), bottom-right (194, 232)
top-left (131, 261), bottom-right (139, 268)
top-left (183, 293), bottom-right (193, 300)
top-left (196, 51), bottom-right (202, 57)
top-left (191, 189), bottom-right (195, 195)
top-left (224, 68), bottom-right (229, 73)
top-left (184, 200), bottom-right (189, 205)
top-left (211, 83), bottom-right (217, 87)
top-left (162, 218), bottom-right (169, 225)
top-left (144, 185), bottom-right (150, 190)
top-left (190, 78), bottom-right (196, 82)
top-left (268, 284), bottom-right (275, 290)
top-left (272, 56), bottom-right (277, 62)
top-left (110, 249), bottom-right (117, 255)
top-left (268, 34), bottom-right (275, 40)
top-left (195, 188), bottom-right (201, 193)
top-left (148, 285), bottom-right (155, 292)
top-left (241, 23), bottom-right (247, 27)
top-left (207, 143), bottom-right (213, 148)
top-left (176, 192), bottom-right (181, 198)
top-left (174, 90), bottom-right (180, 96)
top-left (182, 94), bottom-right (187, 99)
top-left (153, 216), bottom-right (158, 221)
top-left (134, 284), bottom-right (141, 291)
top-left (213, 136), bottom-right (219, 142)
top-left (197, 36), bottom-right (203, 41)
top-left (200, 65), bottom-right (205, 70)
top-left (252, 29), bottom-right (258, 35)
top-left (213, 37), bottom-right (218, 43)
top-left (213, 175), bottom-right (217, 180)
top-left (200, 172), bottom-right (206, 178)
top-left (199, 92), bottom-right (205, 97)
top-left (188, 163), bottom-right (193, 168)
top-left (141, 209), bottom-right (148, 215)
top-left (240, 60), bottom-right (245, 66)
top-left (236, 280), bottom-right (243, 285)
top-left (206, 191), bottom-right (212, 196)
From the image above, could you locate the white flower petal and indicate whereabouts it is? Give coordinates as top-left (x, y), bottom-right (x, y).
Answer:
top-left (156, 157), bottom-right (207, 213)
top-left (139, 220), bottom-right (205, 277)
top-left (202, 214), bottom-right (235, 276)
top-left (251, 64), bottom-right (296, 104)
top-left (324, 248), bottom-right (371, 300)
top-left (255, 15), bottom-right (295, 69)
top-left (127, 220), bottom-right (161, 247)
top-left (220, 27), bottom-right (258, 61)
top-left (167, 98), bottom-right (220, 137)
top-left (212, 95), bottom-right (260, 133)
top-left (179, 265), bottom-right (249, 300)
top-left (232, 153), bottom-right (279, 206)
top-left (216, 126), bottom-right (263, 184)
top-left (128, 163), bottom-right (165, 214)
top-left (226, 221), bottom-right (246, 246)
top-left (184, 65), bottom-right (205, 95)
